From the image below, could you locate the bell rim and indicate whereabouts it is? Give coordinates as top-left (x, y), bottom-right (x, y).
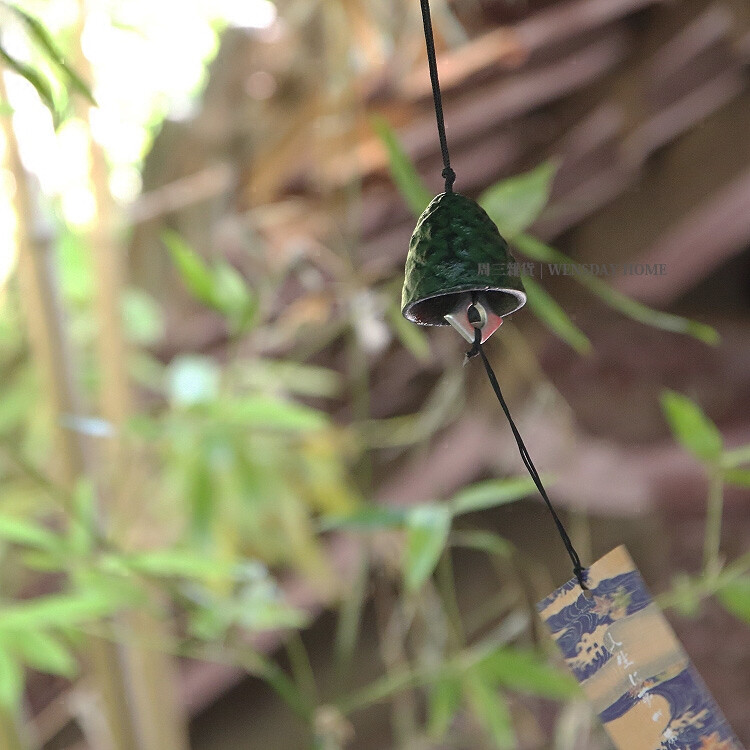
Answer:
top-left (402, 285), bottom-right (527, 325)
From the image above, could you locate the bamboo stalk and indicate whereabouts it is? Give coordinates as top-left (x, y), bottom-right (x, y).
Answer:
top-left (1, 74), bottom-right (138, 750)
top-left (71, 2), bottom-right (190, 747)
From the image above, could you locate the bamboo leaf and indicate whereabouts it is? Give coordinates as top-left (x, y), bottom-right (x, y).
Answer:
top-left (0, 591), bottom-right (129, 631)
top-left (0, 514), bottom-right (60, 551)
top-left (6, 5), bottom-right (95, 104)
top-left (477, 647), bottom-right (579, 699)
top-left (450, 530), bottom-right (513, 558)
top-left (0, 45), bottom-right (57, 118)
top-left (123, 550), bottom-right (236, 580)
top-left (9, 630), bottom-right (77, 677)
top-left (522, 275), bottom-right (592, 354)
top-left (514, 234), bottom-right (719, 345)
top-left (404, 505), bottom-right (451, 591)
top-left (450, 477), bottom-right (537, 516)
top-left (372, 116), bottom-right (432, 217)
top-left (427, 674), bottom-right (462, 739)
top-left (716, 576), bottom-right (750, 624)
top-left (660, 390), bottom-right (722, 464)
top-left (479, 161), bottom-right (558, 239)
top-left (319, 505), bottom-right (408, 532)
top-left (162, 230), bottom-right (217, 307)
top-left (722, 468), bottom-right (750, 488)
top-left (464, 668), bottom-right (515, 749)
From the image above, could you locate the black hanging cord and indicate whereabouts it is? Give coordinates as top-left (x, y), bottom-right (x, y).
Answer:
top-left (467, 326), bottom-right (589, 591)
top-left (419, 0), bottom-right (456, 193)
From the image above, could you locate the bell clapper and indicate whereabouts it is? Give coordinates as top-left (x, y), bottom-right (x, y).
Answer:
top-left (444, 292), bottom-right (503, 344)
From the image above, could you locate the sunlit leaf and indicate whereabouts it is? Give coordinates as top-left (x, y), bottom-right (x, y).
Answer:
top-left (6, 4), bottom-right (95, 104)
top-left (372, 116), bottom-right (432, 217)
top-left (464, 668), bottom-right (515, 749)
top-left (0, 45), bottom-right (56, 119)
top-left (522, 276), bottom-right (591, 354)
top-left (167, 355), bottom-right (221, 406)
top-left (513, 234), bottom-right (719, 345)
top-left (450, 477), bottom-right (537, 516)
top-left (477, 647), bottom-right (579, 699)
top-left (479, 161), bottom-right (557, 239)
top-left (0, 591), bottom-right (129, 631)
top-left (404, 505), bottom-right (451, 591)
top-left (716, 576), bottom-right (750, 624)
top-left (660, 390), bottom-right (722, 464)
top-left (0, 514), bottom-right (60, 551)
top-left (9, 630), bottom-right (77, 677)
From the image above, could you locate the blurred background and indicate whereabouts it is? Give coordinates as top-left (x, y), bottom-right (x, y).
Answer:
top-left (0, 0), bottom-right (749, 748)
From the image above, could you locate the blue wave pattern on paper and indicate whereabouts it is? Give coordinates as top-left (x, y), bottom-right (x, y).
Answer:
top-left (540, 570), bottom-right (650, 680)
top-left (600, 667), bottom-right (741, 748)
top-left (538, 559), bottom-right (745, 749)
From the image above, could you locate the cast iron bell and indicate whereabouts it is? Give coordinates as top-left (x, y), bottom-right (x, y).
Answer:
top-left (401, 192), bottom-right (526, 343)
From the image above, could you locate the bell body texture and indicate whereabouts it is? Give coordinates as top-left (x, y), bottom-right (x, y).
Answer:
top-left (401, 192), bottom-right (526, 325)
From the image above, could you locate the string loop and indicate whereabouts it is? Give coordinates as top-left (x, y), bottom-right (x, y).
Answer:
top-left (420, 0), bottom-right (455, 193)
top-left (467, 325), bottom-right (588, 591)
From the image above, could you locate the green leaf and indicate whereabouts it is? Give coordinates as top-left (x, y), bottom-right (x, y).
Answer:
top-left (5, 5), bottom-right (95, 104)
top-left (371, 116), bottom-right (432, 217)
top-left (0, 646), bottom-right (24, 710)
top-left (464, 668), bottom-right (515, 749)
top-left (403, 505), bottom-right (451, 592)
top-left (716, 576), bottom-right (750, 624)
top-left (522, 276), bottom-right (592, 354)
top-left (0, 45), bottom-right (57, 118)
top-left (9, 631), bottom-right (77, 677)
top-left (162, 230), bottom-right (217, 307)
top-left (427, 674), bottom-right (462, 739)
top-left (513, 234), bottom-right (719, 345)
top-left (660, 390), bottom-right (722, 464)
top-left (479, 161), bottom-right (557, 239)
top-left (319, 506), bottom-right (408, 532)
top-left (722, 468), bottom-right (750, 488)
top-left (0, 591), bottom-right (128, 631)
top-left (450, 477), bottom-right (537, 516)
top-left (477, 647), bottom-right (579, 700)
top-left (0, 514), bottom-right (60, 551)
top-left (450, 530), bottom-right (513, 558)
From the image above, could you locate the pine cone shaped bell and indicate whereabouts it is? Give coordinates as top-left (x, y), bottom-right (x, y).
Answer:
top-left (401, 192), bottom-right (526, 327)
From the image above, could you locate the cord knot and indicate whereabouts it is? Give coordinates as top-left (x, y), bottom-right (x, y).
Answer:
top-left (442, 167), bottom-right (456, 193)
top-left (464, 324), bottom-right (482, 364)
